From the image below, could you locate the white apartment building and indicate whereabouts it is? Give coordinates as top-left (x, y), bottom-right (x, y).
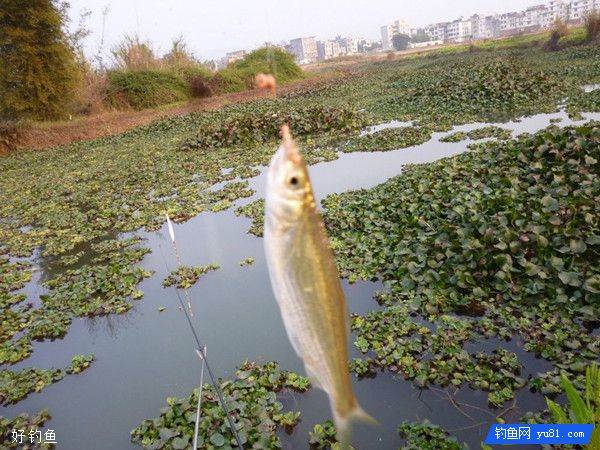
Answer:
top-left (381, 20), bottom-right (412, 50)
top-left (471, 15), bottom-right (500, 39)
top-left (288, 37), bottom-right (318, 64)
top-left (570, 0), bottom-right (600, 20)
top-left (414, 0), bottom-right (598, 46)
top-left (523, 5), bottom-right (548, 28)
top-left (317, 40), bottom-right (344, 60)
top-left (450, 17), bottom-right (473, 42)
top-left (337, 36), bottom-right (360, 54)
top-left (424, 22), bottom-right (448, 41)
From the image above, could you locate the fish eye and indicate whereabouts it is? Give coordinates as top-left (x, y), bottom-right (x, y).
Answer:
top-left (286, 172), bottom-right (304, 190)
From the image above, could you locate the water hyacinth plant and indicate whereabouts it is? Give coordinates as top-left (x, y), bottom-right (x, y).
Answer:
top-left (130, 361), bottom-right (310, 449)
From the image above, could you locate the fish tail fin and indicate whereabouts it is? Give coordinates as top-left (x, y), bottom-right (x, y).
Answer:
top-left (334, 404), bottom-right (379, 449)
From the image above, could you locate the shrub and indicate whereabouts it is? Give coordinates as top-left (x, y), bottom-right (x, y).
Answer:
top-left (106, 70), bottom-right (191, 110)
top-left (71, 62), bottom-right (109, 115)
top-left (0, 120), bottom-right (28, 153)
top-left (544, 19), bottom-right (569, 51)
top-left (208, 69), bottom-right (247, 94)
top-left (584, 10), bottom-right (600, 42)
top-left (209, 47), bottom-right (304, 94)
top-left (180, 65), bottom-right (214, 98)
top-left (228, 47), bottom-right (303, 86)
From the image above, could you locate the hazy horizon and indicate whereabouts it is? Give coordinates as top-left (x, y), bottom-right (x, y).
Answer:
top-left (68, 0), bottom-right (547, 61)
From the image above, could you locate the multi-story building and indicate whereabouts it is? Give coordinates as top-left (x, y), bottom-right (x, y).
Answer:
top-left (471, 14), bottom-right (500, 39)
top-left (522, 5), bottom-right (548, 28)
top-left (442, 17), bottom-right (473, 42)
top-left (414, 0), bottom-right (599, 46)
top-left (424, 22), bottom-right (448, 41)
top-left (335, 36), bottom-right (360, 55)
top-left (357, 38), bottom-right (378, 53)
top-left (288, 37), bottom-right (318, 64)
top-left (570, 0), bottom-right (600, 21)
top-left (316, 40), bottom-right (344, 60)
top-left (381, 20), bottom-right (412, 50)
top-left (498, 11), bottom-right (531, 32)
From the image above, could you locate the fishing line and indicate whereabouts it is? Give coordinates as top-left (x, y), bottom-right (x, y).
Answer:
top-left (193, 344), bottom-right (206, 450)
top-left (156, 222), bottom-right (244, 449)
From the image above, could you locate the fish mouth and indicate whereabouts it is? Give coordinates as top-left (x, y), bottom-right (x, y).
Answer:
top-left (267, 125), bottom-right (302, 182)
top-left (281, 125), bottom-right (302, 166)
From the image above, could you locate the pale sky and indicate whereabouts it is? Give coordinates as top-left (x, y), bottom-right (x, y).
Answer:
top-left (67, 0), bottom-right (545, 61)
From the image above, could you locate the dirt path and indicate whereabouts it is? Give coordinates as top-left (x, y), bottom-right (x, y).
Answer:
top-left (18, 75), bottom-right (339, 151)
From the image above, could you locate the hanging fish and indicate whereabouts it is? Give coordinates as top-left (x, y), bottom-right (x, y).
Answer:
top-left (264, 125), bottom-right (377, 448)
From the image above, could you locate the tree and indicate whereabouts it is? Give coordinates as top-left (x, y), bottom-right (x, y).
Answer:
top-left (410, 33), bottom-right (431, 43)
top-left (392, 33), bottom-right (411, 51)
top-left (544, 18), bottom-right (569, 51)
top-left (0, 0), bottom-right (80, 120)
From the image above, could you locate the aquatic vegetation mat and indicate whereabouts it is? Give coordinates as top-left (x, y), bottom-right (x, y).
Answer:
top-left (235, 199), bottom-right (265, 237)
top-left (398, 420), bottom-right (465, 450)
top-left (0, 409), bottom-right (53, 449)
top-left (440, 126), bottom-right (513, 143)
top-left (337, 126), bottom-right (432, 152)
top-left (162, 264), bottom-right (220, 289)
top-left (351, 309), bottom-right (526, 406)
top-left (323, 123), bottom-right (600, 405)
top-left (0, 354), bottom-right (94, 405)
top-left (130, 361), bottom-right (310, 449)
top-left (179, 103), bottom-right (368, 151)
top-left (308, 419), bottom-right (338, 449)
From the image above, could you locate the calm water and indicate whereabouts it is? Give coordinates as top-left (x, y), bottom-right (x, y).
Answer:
top-left (4, 109), bottom-right (600, 449)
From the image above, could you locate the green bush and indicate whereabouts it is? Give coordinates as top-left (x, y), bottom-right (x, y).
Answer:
top-left (229, 47), bottom-right (303, 85)
top-left (208, 68), bottom-right (247, 93)
top-left (106, 70), bottom-right (191, 110)
top-left (209, 47), bottom-right (303, 94)
top-left (179, 64), bottom-right (214, 98)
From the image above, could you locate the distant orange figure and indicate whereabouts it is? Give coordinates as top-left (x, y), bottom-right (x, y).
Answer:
top-left (255, 73), bottom-right (276, 94)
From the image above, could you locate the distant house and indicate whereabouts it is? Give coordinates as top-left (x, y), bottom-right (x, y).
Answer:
top-left (289, 37), bottom-right (318, 64)
top-left (317, 40), bottom-right (344, 61)
top-left (381, 20), bottom-right (412, 50)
